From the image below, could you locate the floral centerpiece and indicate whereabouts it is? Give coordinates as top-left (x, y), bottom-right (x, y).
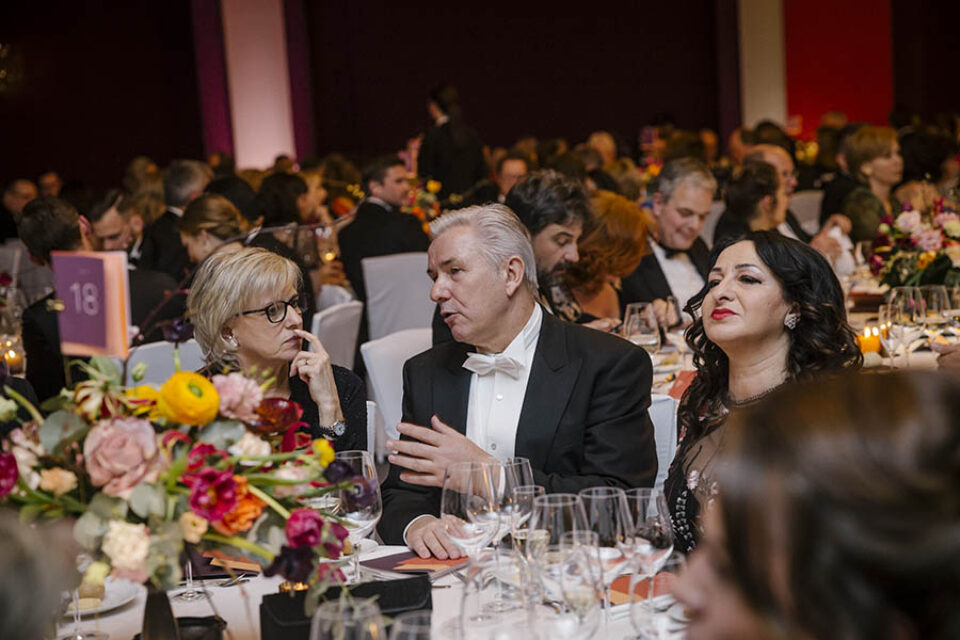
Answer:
top-left (0, 357), bottom-right (374, 612)
top-left (404, 179), bottom-right (442, 234)
top-left (871, 199), bottom-right (960, 287)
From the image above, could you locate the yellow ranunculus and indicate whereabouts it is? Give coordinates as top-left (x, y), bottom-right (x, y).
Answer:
top-left (426, 179), bottom-right (442, 194)
top-left (313, 438), bottom-right (335, 467)
top-left (157, 372), bottom-right (220, 426)
top-left (916, 251), bottom-right (937, 271)
top-left (125, 384), bottom-right (161, 418)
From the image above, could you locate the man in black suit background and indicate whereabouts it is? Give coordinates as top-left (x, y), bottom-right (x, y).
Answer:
top-left (379, 204), bottom-right (657, 557)
top-left (18, 197), bottom-right (184, 401)
top-left (620, 158), bottom-right (715, 325)
top-left (458, 151), bottom-right (530, 207)
top-left (139, 159), bottom-right (209, 281)
top-left (338, 155), bottom-right (430, 304)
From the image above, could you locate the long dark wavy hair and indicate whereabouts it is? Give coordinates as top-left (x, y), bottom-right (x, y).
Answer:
top-left (678, 230), bottom-right (862, 442)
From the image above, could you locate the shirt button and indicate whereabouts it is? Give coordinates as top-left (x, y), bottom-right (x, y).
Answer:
top-left (496, 393), bottom-right (504, 401)
top-left (490, 443), bottom-right (497, 451)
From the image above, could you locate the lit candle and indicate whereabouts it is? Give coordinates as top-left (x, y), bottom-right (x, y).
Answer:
top-left (857, 326), bottom-right (881, 354)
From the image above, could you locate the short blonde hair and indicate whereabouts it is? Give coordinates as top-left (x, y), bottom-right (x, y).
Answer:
top-left (845, 126), bottom-right (898, 181)
top-left (187, 247), bottom-right (301, 367)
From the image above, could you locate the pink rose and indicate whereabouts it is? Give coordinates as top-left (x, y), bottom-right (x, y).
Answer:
top-left (84, 418), bottom-right (161, 499)
top-left (286, 508), bottom-right (325, 548)
top-left (912, 228), bottom-right (944, 252)
top-left (212, 373), bottom-right (263, 422)
top-left (895, 210), bottom-right (921, 233)
top-left (935, 212), bottom-right (960, 228)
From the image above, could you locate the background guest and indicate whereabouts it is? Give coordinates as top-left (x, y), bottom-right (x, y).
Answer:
top-left (0, 179), bottom-right (37, 241)
top-left (676, 371), bottom-right (960, 639)
top-left (558, 190), bottom-right (649, 323)
top-left (841, 125), bottom-right (904, 242)
top-left (666, 230), bottom-right (861, 552)
top-left (140, 159), bottom-right (210, 280)
top-left (418, 83), bottom-right (487, 199)
top-left (713, 161), bottom-right (787, 246)
top-left (188, 247), bottom-right (366, 449)
top-left (458, 150), bottom-right (530, 207)
top-left (36, 170), bottom-right (63, 198)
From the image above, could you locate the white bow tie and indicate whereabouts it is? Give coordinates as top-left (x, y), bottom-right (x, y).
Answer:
top-left (462, 353), bottom-right (523, 379)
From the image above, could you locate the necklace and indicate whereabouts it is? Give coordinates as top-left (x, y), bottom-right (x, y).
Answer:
top-left (726, 382), bottom-right (786, 408)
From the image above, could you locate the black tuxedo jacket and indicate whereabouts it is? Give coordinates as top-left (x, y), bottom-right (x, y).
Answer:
top-left (620, 238), bottom-right (711, 309)
top-left (139, 209), bottom-right (191, 281)
top-left (418, 122), bottom-right (487, 198)
top-left (338, 200), bottom-right (430, 304)
top-left (378, 310), bottom-right (658, 544)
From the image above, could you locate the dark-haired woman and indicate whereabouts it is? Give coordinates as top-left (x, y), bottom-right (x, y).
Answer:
top-left (712, 160), bottom-right (787, 247)
top-left (674, 370), bottom-right (960, 639)
top-left (664, 230), bottom-right (862, 553)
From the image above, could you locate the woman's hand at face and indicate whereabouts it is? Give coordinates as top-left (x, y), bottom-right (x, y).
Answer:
top-left (289, 329), bottom-right (344, 426)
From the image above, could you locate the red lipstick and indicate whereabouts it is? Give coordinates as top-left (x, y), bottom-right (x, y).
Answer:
top-left (710, 308), bottom-right (736, 321)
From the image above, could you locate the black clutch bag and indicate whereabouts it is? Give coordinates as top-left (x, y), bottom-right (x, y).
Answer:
top-left (260, 575), bottom-right (432, 640)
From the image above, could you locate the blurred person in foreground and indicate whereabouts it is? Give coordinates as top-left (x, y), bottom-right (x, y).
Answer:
top-left (379, 204), bottom-right (657, 557)
top-left (665, 230), bottom-right (861, 553)
top-left (675, 370), bottom-right (960, 639)
top-left (188, 247), bottom-right (366, 449)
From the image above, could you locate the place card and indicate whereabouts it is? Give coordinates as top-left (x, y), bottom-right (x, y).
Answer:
top-left (51, 251), bottom-right (131, 358)
top-left (609, 572), bottom-right (676, 606)
top-left (361, 550), bottom-right (468, 579)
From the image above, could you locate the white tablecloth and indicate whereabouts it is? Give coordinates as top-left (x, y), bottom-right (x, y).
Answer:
top-left (57, 545), bottom-right (654, 639)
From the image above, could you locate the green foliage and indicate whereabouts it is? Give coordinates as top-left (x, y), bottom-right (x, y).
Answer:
top-left (197, 420), bottom-right (246, 450)
top-left (38, 411), bottom-right (87, 456)
top-left (129, 483), bottom-right (166, 519)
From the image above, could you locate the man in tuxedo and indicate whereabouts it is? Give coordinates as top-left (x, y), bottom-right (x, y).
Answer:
top-left (86, 190), bottom-right (185, 341)
top-left (620, 158), bottom-right (715, 324)
top-left (458, 151), bottom-right (529, 207)
top-left (0, 179), bottom-right (37, 242)
top-left (18, 197), bottom-right (183, 401)
top-left (433, 170), bottom-right (594, 343)
top-left (338, 155), bottom-right (430, 304)
top-left (139, 159), bottom-right (209, 281)
top-left (379, 204), bottom-right (657, 557)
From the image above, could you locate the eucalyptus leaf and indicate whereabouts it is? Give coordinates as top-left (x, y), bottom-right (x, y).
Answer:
top-left (73, 511), bottom-right (107, 550)
top-left (88, 492), bottom-right (128, 520)
top-left (38, 410), bottom-right (87, 455)
top-left (129, 483), bottom-right (165, 519)
top-left (196, 420), bottom-right (246, 450)
top-left (89, 356), bottom-right (122, 384)
top-left (18, 503), bottom-right (43, 523)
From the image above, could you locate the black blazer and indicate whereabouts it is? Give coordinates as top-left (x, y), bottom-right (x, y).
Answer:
top-left (130, 267), bottom-right (186, 343)
top-left (418, 121), bottom-right (487, 198)
top-left (620, 238), bottom-right (711, 309)
top-left (378, 309), bottom-right (658, 544)
top-left (139, 209), bottom-right (191, 281)
top-left (338, 200), bottom-right (431, 304)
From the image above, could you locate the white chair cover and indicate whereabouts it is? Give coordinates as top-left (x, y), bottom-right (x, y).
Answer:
top-left (360, 328), bottom-right (432, 443)
top-left (122, 339), bottom-right (206, 386)
top-left (649, 393), bottom-right (678, 492)
top-left (310, 300), bottom-right (363, 369)
top-left (0, 245), bottom-right (22, 284)
top-left (366, 400), bottom-right (390, 483)
top-left (789, 190), bottom-right (825, 236)
top-left (316, 284), bottom-right (355, 311)
top-left (361, 253), bottom-right (433, 340)
top-left (700, 201), bottom-right (726, 249)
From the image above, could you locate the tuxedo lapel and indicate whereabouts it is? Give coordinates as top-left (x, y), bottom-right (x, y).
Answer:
top-left (514, 313), bottom-right (581, 470)
top-left (433, 343), bottom-right (472, 435)
top-left (640, 254), bottom-right (673, 301)
top-left (690, 238), bottom-right (711, 278)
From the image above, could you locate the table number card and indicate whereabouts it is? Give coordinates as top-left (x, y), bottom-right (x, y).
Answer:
top-left (51, 251), bottom-right (131, 358)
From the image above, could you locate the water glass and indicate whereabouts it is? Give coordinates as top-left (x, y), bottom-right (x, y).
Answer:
top-left (623, 489), bottom-right (674, 578)
top-left (440, 461), bottom-right (501, 559)
top-left (310, 599), bottom-right (385, 640)
top-left (918, 285), bottom-right (950, 334)
top-left (622, 302), bottom-right (661, 353)
top-left (529, 543), bottom-right (603, 639)
top-left (389, 610), bottom-right (432, 640)
top-left (629, 553), bottom-right (687, 640)
top-left (334, 450), bottom-right (382, 579)
top-left (577, 487), bottom-right (632, 616)
top-left (529, 494), bottom-right (588, 551)
top-left (510, 485), bottom-right (546, 558)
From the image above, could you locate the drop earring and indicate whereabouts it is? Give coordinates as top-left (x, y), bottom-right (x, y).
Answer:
top-left (784, 313), bottom-right (799, 330)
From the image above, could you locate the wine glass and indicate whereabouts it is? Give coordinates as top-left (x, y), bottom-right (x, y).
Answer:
top-left (172, 556), bottom-right (205, 602)
top-left (918, 285), bottom-right (950, 335)
top-left (530, 542), bottom-right (603, 639)
top-left (510, 485), bottom-right (546, 559)
top-left (59, 555), bottom-right (108, 640)
top-left (497, 458), bottom-right (534, 543)
top-left (878, 304), bottom-right (902, 368)
top-left (334, 450), bottom-right (382, 580)
top-left (946, 286), bottom-right (960, 328)
top-left (629, 553), bottom-right (687, 640)
top-left (623, 489), bottom-right (674, 579)
top-left (529, 494), bottom-right (588, 551)
top-left (310, 599), bottom-right (385, 640)
top-left (389, 610), bottom-right (432, 640)
top-left (622, 302), bottom-right (661, 353)
top-left (888, 287), bottom-right (923, 366)
top-left (440, 461), bottom-right (501, 561)
top-left (577, 487), bottom-right (632, 620)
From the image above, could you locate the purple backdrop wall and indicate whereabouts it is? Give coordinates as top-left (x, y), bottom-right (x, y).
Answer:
top-left (304, 0), bottom-right (725, 161)
top-left (0, 1), bottom-right (204, 189)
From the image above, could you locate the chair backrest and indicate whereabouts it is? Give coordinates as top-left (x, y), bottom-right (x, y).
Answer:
top-left (123, 339), bottom-right (206, 385)
top-left (0, 245), bottom-right (22, 284)
top-left (649, 393), bottom-right (678, 492)
top-left (789, 190), bottom-right (825, 236)
top-left (700, 201), bottom-right (726, 249)
top-left (316, 284), bottom-right (354, 311)
top-left (361, 252), bottom-right (433, 340)
top-left (310, 300), bottom-right (364, 369)
top-left (360, 328), bottom-right (433, 442)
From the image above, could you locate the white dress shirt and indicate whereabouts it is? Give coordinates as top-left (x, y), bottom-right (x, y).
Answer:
top-left (401, 304), bottom-right (542, 543)
top-left (651, 241), bottom-right (705, 314)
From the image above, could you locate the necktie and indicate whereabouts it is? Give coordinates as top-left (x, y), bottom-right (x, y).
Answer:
top-left (462, 353), bottom-right (523, 379)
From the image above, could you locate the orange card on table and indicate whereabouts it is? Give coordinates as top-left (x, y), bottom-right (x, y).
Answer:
top-left (609, 573), bottom-right (677, 606)
top-left (203, 549), bottom-right (261, 573)
top-left (668, 370), bottom-right (696, 400)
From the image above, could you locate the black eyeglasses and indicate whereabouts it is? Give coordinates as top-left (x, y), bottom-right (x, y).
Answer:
top-left (239, 295), bottom-right (303, 324)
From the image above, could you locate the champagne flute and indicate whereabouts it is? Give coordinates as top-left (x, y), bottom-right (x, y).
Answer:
top-left (334, 450), bottom-right (382, 581)
top-left (310, 599), bottom-right (385, 640)
top-left (622, 302), bottom-right (661, 353)
top-left (577, 486), bottom-right (632, 620)
top-left (510, 485), bottom-right (546, 559)
top-left (623, 489), bottom-right (674, 579)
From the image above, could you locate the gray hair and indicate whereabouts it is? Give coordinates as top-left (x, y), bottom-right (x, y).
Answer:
top-left (163, 159), bottom-right (211, 208)
top-left (655, 157), bottom-right (717, 203)
top-left (187, 246), bottom-right (301, 368)
top-left (430, 204), bottom-right (539, 296)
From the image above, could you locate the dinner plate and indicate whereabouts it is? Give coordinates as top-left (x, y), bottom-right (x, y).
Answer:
top-left (64, 577), bottom-right (142, 617)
